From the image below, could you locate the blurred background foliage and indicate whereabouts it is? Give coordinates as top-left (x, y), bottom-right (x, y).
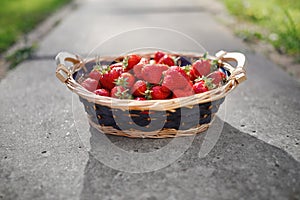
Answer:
top-left (0, 0), bottom-right (299, 62)
top-left (0, 0), bottom-right (71, 54)
top-left (222, 0), bottom-right (300, 59)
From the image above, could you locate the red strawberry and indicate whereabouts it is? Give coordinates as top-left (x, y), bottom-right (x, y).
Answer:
top-left (158, 55), bottom-right (175, 66)
top-left (123, 54), bottom-right (141, 71)
top-left (181, 65), bottom-right (196, 81)
top-left (111, 86), bottom-right (131, 99)
top-left (160, 85), bottom-right (171, 93)
top-left (154, 51), bottom-right (165, 63)
top-left (172, 90), bottom-right (192, 98)
top-left (189, 68), bottom-right (197, 81)
top-left (172, 83), bottom-right (194, 98)
top-left (141, 64), bottom-right (169, 84)
top-left (110, 62), bottom-right (123, 69)
top-left (192, 59), bottom-right (211, 77)
top-left (134, 97), bottom-right (146, 101)
top-left (131, 80), bottom-right (147, 97)
top-left (172, 89), bottom-right (194, 98)
top-left (100, 66), bottom-right (123, 90)
top-left (162, 66), bottom-right (190, 91)
top-left (193, 81), bottom-right (209, 94)
top-left (133, 57), bottom-right (149, 79)
top-left (111, 86), bottom-right (125, 98)
top-left (89, 70), bottom-right (101, 81)
top-left (193, 77), bottom-right (215, 94)
top-left (115, 72), bottom-right (135, 88)
top-left (208, 71), bottom-right (226, 85)
top-left (94, 88), bottom-right (110, 97)
top-left (81, 78), bottom-right (100, 92)
top-left (151, 86), bottom-right (171, 100)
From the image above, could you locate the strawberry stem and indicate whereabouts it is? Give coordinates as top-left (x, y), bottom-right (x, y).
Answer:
top-left (122, 56), bottom-right (129, 69)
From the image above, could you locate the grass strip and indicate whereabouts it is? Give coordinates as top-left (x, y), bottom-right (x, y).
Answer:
top-left (222, 0), bottom-right (300, 58)
top-left (0, 0), bottom-right (71, 54)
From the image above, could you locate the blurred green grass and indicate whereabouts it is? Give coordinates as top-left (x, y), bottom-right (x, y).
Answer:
top-left (222, 0), bottom-right (300, 58)
top-left (0, 0), bottom-right (71, 54)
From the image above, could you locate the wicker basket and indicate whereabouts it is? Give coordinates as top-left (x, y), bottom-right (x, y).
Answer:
top-left (55, 51), bottom-right (246, 138)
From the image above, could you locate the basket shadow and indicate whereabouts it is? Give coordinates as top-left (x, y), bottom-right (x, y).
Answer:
top-left (79, 119), bottom-right (300, 200)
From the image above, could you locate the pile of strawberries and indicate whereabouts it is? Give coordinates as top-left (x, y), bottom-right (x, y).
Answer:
top-left (80, 51), bottom-right (227, 100)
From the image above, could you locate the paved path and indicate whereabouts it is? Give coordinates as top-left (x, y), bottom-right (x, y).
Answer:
top-left (1, 0), bottom-right (300, 199)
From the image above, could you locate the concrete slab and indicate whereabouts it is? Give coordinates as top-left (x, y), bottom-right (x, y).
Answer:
top-left (1, 0), bottom-right (299, 199)
top-left (36, 0), bottom-right (244, 57)
top-left (0, 60), bottom-right (88, 200)
top-left (80, 124), bottom-right (300, 200)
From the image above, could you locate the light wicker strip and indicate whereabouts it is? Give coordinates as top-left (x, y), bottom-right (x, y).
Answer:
top-left (88, 117), bottom-right (210, 138)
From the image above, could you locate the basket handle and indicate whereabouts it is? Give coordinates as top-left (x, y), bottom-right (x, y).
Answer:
top-left (55, 52), bottom-right (81, 83)
top-left (215, 50), bottom-right (246, 84)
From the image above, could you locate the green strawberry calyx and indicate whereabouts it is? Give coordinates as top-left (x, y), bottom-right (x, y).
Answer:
top-left (194, 76), bottom-right (216, 90)
top-left (210, 59), bottom-right (219, 72)
top-left (114, 76), bottom-right (129, 88)
top-left (93, 64), bottom-right (110, 74)
top-left (182, 65), bottom-right (192, 75)
top-left (144, 83), bottom-right (154, 100)
top-left (122, 56), bottom-right (129, 69)
top-left (115, 87), bottom-right (133, 99)
top-left (203, 52), bottom-right (208, 59)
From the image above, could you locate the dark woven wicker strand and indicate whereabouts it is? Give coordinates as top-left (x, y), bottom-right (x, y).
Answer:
top-left (73, 54), bottom-right (227, 134)
top-left (79, 97), bottom-right (224, 132)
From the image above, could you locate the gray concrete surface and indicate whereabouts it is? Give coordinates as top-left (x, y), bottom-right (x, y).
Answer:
top-left (1, 0), bottom-right (300, 199)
